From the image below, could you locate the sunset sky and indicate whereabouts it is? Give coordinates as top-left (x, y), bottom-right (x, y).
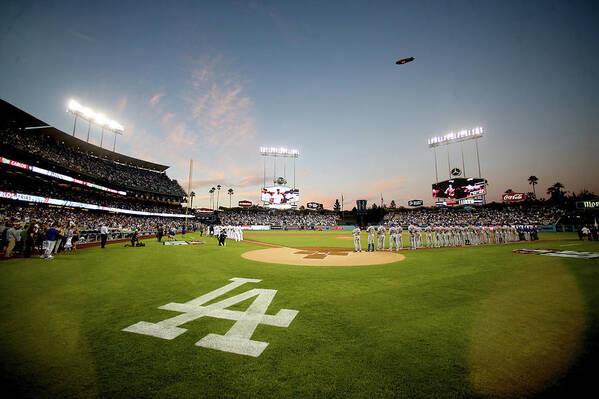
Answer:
top-left (1, 1), bottom-right (598, 208)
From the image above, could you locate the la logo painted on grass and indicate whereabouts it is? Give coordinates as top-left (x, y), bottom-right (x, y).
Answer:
top-left (122, 278), bottom-right (299, 357)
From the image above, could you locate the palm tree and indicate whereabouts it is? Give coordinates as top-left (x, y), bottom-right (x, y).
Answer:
top-left (189, 191), bottom-right (196, 209)
top-left (209, 187), bottom-right (215, 210)
top-left (228, 188), bottom-right (234, 208)
top-left (528, 176), bottom-right (539, 198)
top-left (505, 188), bottom-right (514, 194)
top-left (216, 184), bottom-right (221, 210)
top-left (547, 182), bottom-right (565, 199)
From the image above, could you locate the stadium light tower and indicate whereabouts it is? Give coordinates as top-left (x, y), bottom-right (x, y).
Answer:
top-left (67, 99), bottom-right (124, 151)
top-left (259, 146), bottom-right (300, 188)
top-left (427, 126), bottom-right (484, 182)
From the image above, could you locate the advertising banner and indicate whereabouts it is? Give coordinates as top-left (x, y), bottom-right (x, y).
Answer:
top-left (250, 225), bottom-right (271, 231)
top-left (238, 200), bottom-right (252, 207)
top-left (330, 226), bottom-right (344, 230)
top-left (0, 191), bottom-right (193, 218)
top-left (307, 202), bottom-right (323, 210)
top-left (408, 200), bottom-right (424, 207)
top-left (502, 193), bottom-right (526, 202)
top-left (576, 200), bottom-right (599, 209)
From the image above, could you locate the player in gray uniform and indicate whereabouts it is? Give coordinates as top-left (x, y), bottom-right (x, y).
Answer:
top-left (388, 224), bottom-right (398, 251)
top-left (425, 225), bottom-right (433, 248)
top-left (366, 223), bottom-right (376, 252)
top-left (415, 225), bottom-right (423, 249)
top-left (397, 224), bottom-right (404, 249)
top-left (408, 224), bottom-right (415, 250)
top-left (377, 224), bottom-right (386, 251)
top-left (352, 225), bottom-right (362, 252)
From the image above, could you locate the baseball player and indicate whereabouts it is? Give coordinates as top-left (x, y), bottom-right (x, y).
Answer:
top-left (377, 224), bottom-right (386, 251)
top-left (352, 225), bottom-right (362, 252)
top-left (366, 223), bottom-right (376, 252)
top-left (425, 225), bottom-right (433, 248)
top-left (388, 224), bottom-right (398, 251)
top-left (408, 224), bottom-right (416, 250)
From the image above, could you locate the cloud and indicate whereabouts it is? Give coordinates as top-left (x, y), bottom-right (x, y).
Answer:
top-left (71, 30), bottom-right (96, 42)
top-left (117, 96), bottom-right (127, 113)
top-left (370, 178), bottom-right (409, 193)
top-left (161, 112), bottom-right (175, 125)
top-left (149, 93), bottom-right (164, 107)
top-left (184, 56), bottom-right (256, 147)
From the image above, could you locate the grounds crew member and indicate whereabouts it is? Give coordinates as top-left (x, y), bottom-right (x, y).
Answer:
top-left (377, 224), bottom-right (386, 251)
top-left (352, 225), bottom-right (362, 252)
top-left (366, 223), bottom-right (376, 252)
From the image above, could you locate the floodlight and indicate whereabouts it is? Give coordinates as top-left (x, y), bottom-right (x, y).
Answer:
top-left (67, 99), bottom-right (82, 112)
top-left (427, 126), bottom-right (484, 148)
top-left (94, 113), bottom-right (108, 126)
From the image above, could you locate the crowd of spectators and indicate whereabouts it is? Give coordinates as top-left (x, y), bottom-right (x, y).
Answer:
top-left (1, 129), bottom-right (185, 197)
top-left (386, 206), bottom-right (560, 226)
top-left (1, 203), bottom-right (191, 236)
top-left (220, 209), bottom-right (340, 226)
top-left (1, 174), bottom-right (185, 215)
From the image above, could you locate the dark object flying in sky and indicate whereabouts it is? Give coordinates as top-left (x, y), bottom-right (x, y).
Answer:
top-left (395, 57), bottom-right (415, 65)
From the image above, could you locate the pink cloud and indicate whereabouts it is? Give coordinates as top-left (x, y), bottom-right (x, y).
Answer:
top-left (117, 96), bottom-right (127, 113)
top-left (370, 178), bottom-right (409, 193)
top-left (161, 112), bottom-right (175, 125)
top-left (149, 93), bottom-right (164, 107)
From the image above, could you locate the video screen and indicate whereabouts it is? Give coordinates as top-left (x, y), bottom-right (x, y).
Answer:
top-left (432, 178), bottom-right (486, 199)
top-left (261, 185), bottom-right (299, 207)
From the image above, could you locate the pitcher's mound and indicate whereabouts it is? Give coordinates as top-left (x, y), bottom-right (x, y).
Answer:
top-left (241, 247), bottom-right (405, 266)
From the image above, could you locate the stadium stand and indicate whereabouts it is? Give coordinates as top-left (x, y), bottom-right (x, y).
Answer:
top-left (1, 100), bottom-right (193, 254)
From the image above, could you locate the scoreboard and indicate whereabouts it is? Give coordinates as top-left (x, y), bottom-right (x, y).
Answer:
top-left (432, 178), bottom-right (486, 200)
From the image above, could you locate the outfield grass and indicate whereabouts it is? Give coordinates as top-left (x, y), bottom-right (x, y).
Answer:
top-left (0, 232), bottom-right (597, 398)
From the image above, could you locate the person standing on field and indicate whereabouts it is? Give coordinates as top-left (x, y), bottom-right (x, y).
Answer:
top-left (352, 225), bottom-right (362, 252)
top-left (100, 222), bottom-right (108, 248)
top-left (366, 223), bottom-right (375, 252)
top-left (377, 224), bottom-right (386, 251)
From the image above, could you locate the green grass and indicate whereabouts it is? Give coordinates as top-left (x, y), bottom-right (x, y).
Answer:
top-left (0, 232), bottom-right (597, 398)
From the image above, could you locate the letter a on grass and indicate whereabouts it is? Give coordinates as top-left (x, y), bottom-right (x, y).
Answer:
top-left (122, 278), bottom-right (299, 357)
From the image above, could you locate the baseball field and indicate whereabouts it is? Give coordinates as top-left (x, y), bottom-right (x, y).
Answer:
top-left (1, 230), bottom-right (597, 398)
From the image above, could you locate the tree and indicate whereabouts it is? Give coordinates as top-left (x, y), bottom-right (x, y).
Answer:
top-left (505, 188), bottom-right (514, 194)
top-left (190, 191), bottom-right (196, 209)
top-left (389, 200), bottom-right (396, 209)
top-left (216, 184), bottom-right (221, 209)
top-left (228, 188), bottom-right (234, 208)
top-left (333, 199), bottom-right (341, 212)
top-left (209, 187), bottom-right (215, 210)
top-left (547, 182), bottom-right (565, 201)
top-left (528, 176), bottom-right (539, 198)
top-left (526, 192), bottom-right (536, 201)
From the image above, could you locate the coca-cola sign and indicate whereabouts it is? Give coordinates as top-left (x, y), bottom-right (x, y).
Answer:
top-left (502, 193), bottom-right (526, 202)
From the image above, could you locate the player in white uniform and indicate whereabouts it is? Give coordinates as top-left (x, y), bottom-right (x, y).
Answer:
top-left (377, 224), bottom-right (386, 251)
top-left (366, 224), bottom-right (376, 252)
top-left (352, 225), bottom-right (362, 252)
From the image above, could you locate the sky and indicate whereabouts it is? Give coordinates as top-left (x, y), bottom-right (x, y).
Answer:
top-left (1, 0), bottom-right (598, 209)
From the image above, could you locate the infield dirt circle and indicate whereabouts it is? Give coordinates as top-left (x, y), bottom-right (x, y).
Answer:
top-left (241, 246), bottom-right (406, 266)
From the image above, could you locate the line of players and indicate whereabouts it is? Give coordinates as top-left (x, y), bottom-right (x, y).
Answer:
top-left (352, 223), bottom-right (538, 252)
top-left (209, 225), bottom-right (244, 245)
